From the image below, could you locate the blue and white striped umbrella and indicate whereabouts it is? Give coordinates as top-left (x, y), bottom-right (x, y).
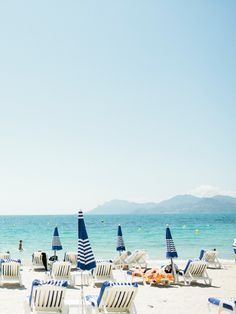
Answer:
top-left (116, 225), bottom-right (126, 252)
top-left (166, 225), bottom-right (178, 259)
top-left (166, 225), bottom-right (178, 283)
top-left (52, 227), bottom-right (62, 251)
top-left (77, 210), bottom-right (96, 271)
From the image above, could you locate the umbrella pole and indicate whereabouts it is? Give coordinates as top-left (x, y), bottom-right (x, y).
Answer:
top-left (54, 250), bottom-right (56, 260)
top-left (80, 271), bottom-right (84, 314)
top-left (171, 258), bottom-right (178, 284)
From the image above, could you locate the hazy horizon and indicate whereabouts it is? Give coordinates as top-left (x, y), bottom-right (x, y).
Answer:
top-left (0, 1), bottom-right (235, 215)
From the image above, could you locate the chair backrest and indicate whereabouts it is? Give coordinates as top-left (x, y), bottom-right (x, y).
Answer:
top-left (93, 262), bottom-right (113, 278)
top-left (126, 250), bottom-right (146, 264)
top-left (32, 252), bottom-right (44, 266)
top-left (186, 261), bottom-right (208, 276)
top-left (2, 262), bottom-right (20, 278)
top-left (113, 251), bottom-right (129, 265)
top-left (64, 252), bottom-right (77, 266)
top-left (97, 281), bottom-right (138, 312)
top-left (0, 252), bottom-right (10, 259)
top-left (203, 250), bottom-right (218, 263)
top-left (52, 262), bottom-right (71, 278)
top-left (31, 285), bottom-right (66, 312)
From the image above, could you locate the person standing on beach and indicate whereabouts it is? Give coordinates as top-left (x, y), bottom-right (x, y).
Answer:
top-left (18, 240), bottom-right (23, 251)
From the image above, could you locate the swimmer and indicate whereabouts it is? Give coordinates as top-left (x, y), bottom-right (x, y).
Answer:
top-left (18, 240), bottom-right (23, 251)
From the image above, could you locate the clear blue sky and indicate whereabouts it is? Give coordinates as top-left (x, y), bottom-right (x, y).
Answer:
top-left (0, 0), bottom-right (235, 214)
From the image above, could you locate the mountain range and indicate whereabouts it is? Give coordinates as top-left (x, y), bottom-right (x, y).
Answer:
top-left (88, 194), bottom-right (236, 214)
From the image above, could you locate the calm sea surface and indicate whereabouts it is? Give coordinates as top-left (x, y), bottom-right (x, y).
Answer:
top-left (0, 213), bottom-right (236, 261)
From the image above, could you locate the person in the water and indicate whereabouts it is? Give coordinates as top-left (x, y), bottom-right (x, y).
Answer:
top-left (18, 240), bottom-right (23, 251)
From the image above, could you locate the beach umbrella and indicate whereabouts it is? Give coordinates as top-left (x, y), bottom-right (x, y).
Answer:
top-left (116, 224), bottom-right (126, 253)
top-left (77, 210), bottom-right (96, 314)
top-left (166, 225), bottom-right (178, 283)
top-left (52, 226), bottom-right (62, 260)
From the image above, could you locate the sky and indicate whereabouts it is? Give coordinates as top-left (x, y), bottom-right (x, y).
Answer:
top-left (0, 0), bottom-right (235, 214)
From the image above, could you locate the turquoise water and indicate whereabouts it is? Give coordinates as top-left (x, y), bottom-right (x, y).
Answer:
top-left (0, 213), bottom-right (236, 261)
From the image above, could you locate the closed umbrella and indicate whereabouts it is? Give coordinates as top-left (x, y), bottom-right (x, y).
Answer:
top-left (52, 226), bottom-right (62, 260)
top-left (77, 210), bottom-right (96, 314)
top-left (116, 224), bottom-right (126, 253)
top-left (166, 225), bottom-right (178, 283)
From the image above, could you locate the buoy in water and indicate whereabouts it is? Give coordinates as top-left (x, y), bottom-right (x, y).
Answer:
top-left (195, 229), bottom-right (200, 234)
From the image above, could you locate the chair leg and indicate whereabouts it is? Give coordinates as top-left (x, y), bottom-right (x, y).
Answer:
top-left (62, 304), bottom-right (69, 314)
top-left (23, 300), bottom-right (31, 314)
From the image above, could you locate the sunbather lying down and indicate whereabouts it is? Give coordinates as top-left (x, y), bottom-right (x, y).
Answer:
top-left (130, 268), bottom-right (174, 286)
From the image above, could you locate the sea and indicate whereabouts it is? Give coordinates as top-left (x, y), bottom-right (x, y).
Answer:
top-left (0, 212), bottom-right (236, 261)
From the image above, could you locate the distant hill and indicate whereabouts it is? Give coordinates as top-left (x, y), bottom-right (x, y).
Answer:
top-left (88, 195), bottom-right (236, 215)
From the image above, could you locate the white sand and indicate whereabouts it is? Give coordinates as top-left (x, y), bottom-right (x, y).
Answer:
top-left (0, 259), bottom-right (236, 313)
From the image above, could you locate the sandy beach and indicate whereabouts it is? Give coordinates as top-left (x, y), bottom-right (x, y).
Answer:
top-left (0, 258), bottom-right (235, 313)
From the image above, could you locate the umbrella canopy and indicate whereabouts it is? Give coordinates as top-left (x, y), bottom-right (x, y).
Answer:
top-left (77, 210), bottom-right (96, 271)
top-left (166, 225), bottom-right (178, 259)
top-left (116, 225), bottom-right (126, 252)
top-left (52, 227), bottom-right (62, 251)
top-left (166, 225), bottom-right (178, 283)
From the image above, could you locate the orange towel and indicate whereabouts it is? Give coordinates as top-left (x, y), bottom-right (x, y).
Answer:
top-left (131, 268), bottom-right (174, 284)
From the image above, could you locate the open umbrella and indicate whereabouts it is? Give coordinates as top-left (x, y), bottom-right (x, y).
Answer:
top-left (77, 210), bottom-right (96, 314)
top-left (52, 226), bottom-right (62, 260)
top-left (116, 224), bottom-right (126, 253)
top-left (166, 225), bottom-right (178, 283)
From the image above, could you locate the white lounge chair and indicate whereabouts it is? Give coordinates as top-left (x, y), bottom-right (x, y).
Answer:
top-left (24, 279), bottom-right (69, 314)
top-left (85, 281), bottom-right (138, 314)
top-left (0, 261), bottom-right (22, 286)
top-left (0, 252), bottom-right (10, 259)
top-left (93, 261), bottom-right (114, 285)
top-left (200, 249), bottom-right (222, 269)
top-left (208, 297), bottom-right (236, 313)
top-left (179, 260), bottom-right (212, 286)
top-left (32, 251), bottom-right (48, 271)
top-left (112, 251), bottom-right (130, 269)
top-left (64, 251), bottom-right (77, 269)
top-left (49, 262), bottom-right (75, 287)
top-left (125, 250), bottom-right (147, 269)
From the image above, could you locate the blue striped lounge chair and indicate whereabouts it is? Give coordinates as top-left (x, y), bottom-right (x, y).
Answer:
top-left (0, 261), bottom-right (22, 286)
top-left (0, 252), bottom-right (10, 259)
top-left (112, 251), bottom-right (130, 269)
top-left (48, 262), bottom-right (75, 287)
top-left (85, 281), bottom-right (138, 314)
top-left (199, 249), bottom-right (222, 269)
top-left (208, 297), bottom-right (236, 313)
top-left (92, 261), bottom-right (114, 286)
top-left (179, 259), bottom-right (212, 286)
top-left (125, 250), bottom-right (147, 270)
top-left (64, 251), bottom-right (77, 269)
top-left (24, 279), bottom-right (69, 314)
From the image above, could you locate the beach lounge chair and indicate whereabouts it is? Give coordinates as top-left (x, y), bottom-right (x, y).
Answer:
top-left (85, 281), bottom-right (138, 314)
top-left (49, 262), bottom-right (75, 287)
top-left (64, 251), bottom-right (77, 269)
top-left (208, 297), bottom-right (236, 313)
top-left (125, 250), bottom-right (147, 269)
top-left (199, 249), bottom-right (222, 269)
top-left (179, 260), bottom-right (212, 286)
top-left (92, 261), bottom-right (114, 286)
top-left (0, 252), bottom-right (10, 259)
top-left (112, 251), bottom-right (130, 269)
top-left (32, 251), bottom-right (48, 271)
top-left (0, 261), bottom-right (22, 286)
top-left (23, 279), bottom-right (69, 314)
